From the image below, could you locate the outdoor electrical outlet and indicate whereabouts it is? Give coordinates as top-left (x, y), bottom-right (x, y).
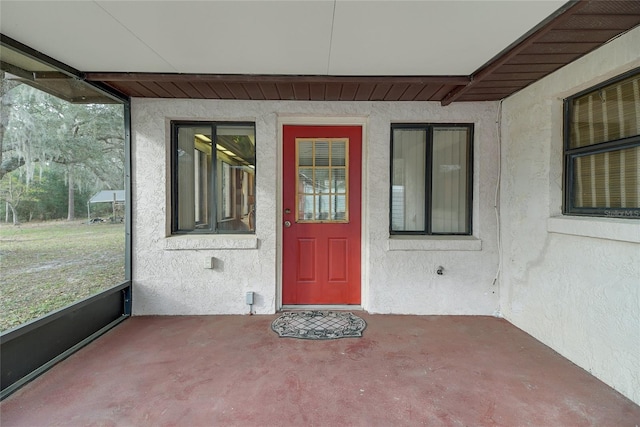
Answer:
top-left (245, 291), bottom-right (254, 305)
top-left (204, 257), bottom-right (215, 269)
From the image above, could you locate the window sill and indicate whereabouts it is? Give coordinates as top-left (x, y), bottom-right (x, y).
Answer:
top-left (547, 216), bottom-right (640, 243)
top-left (387, 235), bottom-right (482, 251)
top-left (165, 234), bottom-right (259, 250)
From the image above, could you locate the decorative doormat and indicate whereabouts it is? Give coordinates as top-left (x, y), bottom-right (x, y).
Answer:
top-left (271, 311), bottom-right (366, 340)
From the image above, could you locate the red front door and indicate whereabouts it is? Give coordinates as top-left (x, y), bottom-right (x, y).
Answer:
top-left (282, 125), bottom-right (362, 305)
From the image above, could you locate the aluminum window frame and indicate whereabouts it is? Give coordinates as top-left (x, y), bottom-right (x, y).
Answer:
top-left (563, 68), bottom-right (640, 219)
top-left (170, 121), bottom-right (257, 234)
top-left (389, 123), bottom-right (474, 236)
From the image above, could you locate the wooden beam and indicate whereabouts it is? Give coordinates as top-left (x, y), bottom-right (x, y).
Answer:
top-left (85, 73), bottom-right (470, 86)
top-left (441, 0), bottom-right (589, 106)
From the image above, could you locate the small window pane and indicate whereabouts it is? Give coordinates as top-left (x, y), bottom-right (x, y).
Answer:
top-left (331, 169), bottom-right (346, 192)
top-left (299, 168), bottom-right (314, 191)
top-left (318, 194), bottom-right (330, 220)
top-left (333, 195), bottom-right (347, 220)
top-left (299, 194), bottom-right (314, 220)
top-left (315, 141), bottom-right (329, 166)
top-left (391, 128), bottom-right (426, 232)
top-left (215, 125), bottom-right (256, 232)
top-left (314, 169), bottom-right (329, 194)
top-left (570, 73), bottom-right (640, 149)
top-left (572, 145), bottom-right (639, 209)
top-left (331, 142), bottom-right (346, 166)
top-left (431, 128), bottom-right (469, 234)
top-left (298, 141), bottom-right (313, 166)
top-left (177, 126), bottom-right (211, 231)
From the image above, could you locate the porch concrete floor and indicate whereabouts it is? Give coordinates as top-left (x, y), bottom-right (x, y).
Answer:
top-left (1, 314), bottom-right (639, 426)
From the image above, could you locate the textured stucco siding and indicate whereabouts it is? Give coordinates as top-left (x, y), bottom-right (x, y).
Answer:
top-left (131, 100), bottom-right (500, 317)
top-left (500, 26), bottom-right (640, 404)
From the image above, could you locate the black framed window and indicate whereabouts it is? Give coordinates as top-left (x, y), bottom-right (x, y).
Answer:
top-left (171, 122), bottom-right (256, 234)
top-left (390, 124), bottom-right (473, 235)
top-left (564, 69), bottom-right (640, 218)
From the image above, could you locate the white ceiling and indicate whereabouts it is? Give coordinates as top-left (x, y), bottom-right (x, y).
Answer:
top-left (0, 0), bottom-right (568, 76)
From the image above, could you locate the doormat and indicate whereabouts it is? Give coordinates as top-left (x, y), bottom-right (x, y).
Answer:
top-left (271, 311), bottom-right (366, 340)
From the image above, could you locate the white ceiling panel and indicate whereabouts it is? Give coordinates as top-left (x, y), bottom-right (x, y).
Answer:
top-left (0, 0), bottom-right (568, 76)
top-left (328, 0), bottom-right (567, 75)
top-left (0, 1), bottom-right (175, 72)
top-left (96, 0), bottom-right (336, 74)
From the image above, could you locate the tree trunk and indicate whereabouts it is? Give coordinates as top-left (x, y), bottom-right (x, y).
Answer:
top-left (6, 201), bottom-right (18, 225)
top-left (67, 168), bottom-right (75, 221)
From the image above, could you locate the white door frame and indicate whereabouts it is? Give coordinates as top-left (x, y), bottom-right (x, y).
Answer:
top-left (276, 115), bottom-right (369, 310)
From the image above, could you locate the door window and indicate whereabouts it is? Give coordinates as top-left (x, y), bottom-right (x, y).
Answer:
top-left (296, 138), bottom-right (348, 223)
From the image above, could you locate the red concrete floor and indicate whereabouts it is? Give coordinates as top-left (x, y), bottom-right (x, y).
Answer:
top-left (1, 314), bottom-right (639, 426)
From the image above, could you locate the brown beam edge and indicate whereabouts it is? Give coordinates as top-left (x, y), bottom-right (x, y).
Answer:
top-left (84, 73), bottom-right (470, 86)
top-left (440, 0), bottom-right (587, 106)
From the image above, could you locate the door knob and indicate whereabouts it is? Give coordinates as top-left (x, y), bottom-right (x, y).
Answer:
top-left (284, 220), bottom-right (291, 228)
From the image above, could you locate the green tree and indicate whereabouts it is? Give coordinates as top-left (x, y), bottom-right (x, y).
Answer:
top-left (0, 80), bottom-right (124, 222)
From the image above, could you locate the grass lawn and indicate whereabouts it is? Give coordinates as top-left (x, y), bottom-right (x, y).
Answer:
top-left (0, 220), bottom-right (125, 332)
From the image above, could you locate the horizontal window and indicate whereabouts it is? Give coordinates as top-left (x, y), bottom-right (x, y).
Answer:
top-left (390, 124), bottom-right (473, 235)
top-left (171, 122), bottom-right (256, 234)
top-left (564, 69), bottom-right (640, 218)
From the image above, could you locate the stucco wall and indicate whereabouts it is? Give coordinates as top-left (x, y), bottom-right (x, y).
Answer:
top-left (500, 27), bottom-right (640, 404)
top-left (131, 100), bottom-right (500, 317)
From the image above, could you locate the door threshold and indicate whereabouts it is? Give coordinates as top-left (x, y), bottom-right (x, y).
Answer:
top-left (280, 305), bottom-right (363, 311)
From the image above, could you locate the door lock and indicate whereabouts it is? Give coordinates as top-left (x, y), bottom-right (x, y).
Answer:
top-left (284, 220), bottom-right (291, 228)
